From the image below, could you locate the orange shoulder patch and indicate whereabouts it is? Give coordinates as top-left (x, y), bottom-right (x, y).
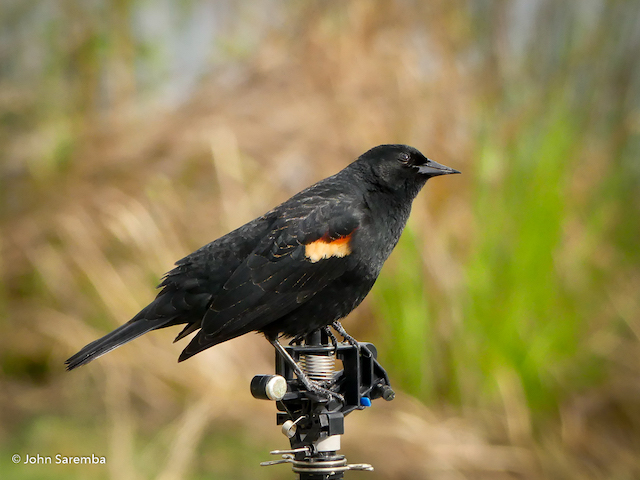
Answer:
top-left (304, 233), bottom-right (354, 263)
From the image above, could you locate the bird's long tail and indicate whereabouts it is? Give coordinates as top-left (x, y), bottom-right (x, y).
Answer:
top-left (65, 318), bottom-right (167, 370)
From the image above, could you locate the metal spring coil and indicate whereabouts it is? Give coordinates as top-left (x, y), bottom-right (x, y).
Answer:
top-left (299, 353), bottom-right (335, 382)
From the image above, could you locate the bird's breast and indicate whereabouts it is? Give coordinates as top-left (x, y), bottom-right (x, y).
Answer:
top-left (351, 206), bottom-right (410, 275)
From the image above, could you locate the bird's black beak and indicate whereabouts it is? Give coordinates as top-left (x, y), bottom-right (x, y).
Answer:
top-left (416, 159), bottom-right (461, 176)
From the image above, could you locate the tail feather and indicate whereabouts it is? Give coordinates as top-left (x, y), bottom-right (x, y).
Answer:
top-left (173, 322), bottom-right (200, 343)
top-left (65, 318), bottom-right (167, 370)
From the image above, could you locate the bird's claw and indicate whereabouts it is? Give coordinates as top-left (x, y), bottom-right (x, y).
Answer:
top-left (303, 380), bottom-right (344, 403)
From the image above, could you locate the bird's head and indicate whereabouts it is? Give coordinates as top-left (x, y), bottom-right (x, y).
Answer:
top-left (356, 144), bottom-right (460, 197)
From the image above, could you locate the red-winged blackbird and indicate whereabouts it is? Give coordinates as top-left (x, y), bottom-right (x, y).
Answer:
top-left (66, 144), bottom-right (459, 380)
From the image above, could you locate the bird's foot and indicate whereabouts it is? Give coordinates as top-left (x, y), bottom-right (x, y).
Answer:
top-left (268, 336), bottom-right (344, 403)
top-left (298, 375), bottom-right (344, 403)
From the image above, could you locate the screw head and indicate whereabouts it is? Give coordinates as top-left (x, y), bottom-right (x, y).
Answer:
top-left (382, 385), bottom-right (395, 401)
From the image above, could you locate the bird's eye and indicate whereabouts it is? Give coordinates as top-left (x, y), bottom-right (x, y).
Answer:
top-left (398, 153), bottom-right (410, 165)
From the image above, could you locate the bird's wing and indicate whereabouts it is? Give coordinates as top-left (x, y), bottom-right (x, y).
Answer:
top-left (178, 197), bottom-right (362, 360)
top-left (136, 211), bottom-right (280, 332)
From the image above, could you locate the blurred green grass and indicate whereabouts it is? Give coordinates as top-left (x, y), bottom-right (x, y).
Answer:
top-left (2, 1), bottom-right (640, 479)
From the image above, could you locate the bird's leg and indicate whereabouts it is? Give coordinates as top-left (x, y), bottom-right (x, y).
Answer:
top-left (268, 337), bottom-right (344, 403)
top-left (322, 326), bottom-right (339, 355)
top-left (332, 321), bottom-right (359, 348)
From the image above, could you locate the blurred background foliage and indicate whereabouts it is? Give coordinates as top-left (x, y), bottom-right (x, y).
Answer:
top-left (1, 1), bottom-right (639, 479)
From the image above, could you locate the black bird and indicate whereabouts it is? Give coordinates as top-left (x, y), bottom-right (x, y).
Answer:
top-left (66, 144), bottom-right (459, 394)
